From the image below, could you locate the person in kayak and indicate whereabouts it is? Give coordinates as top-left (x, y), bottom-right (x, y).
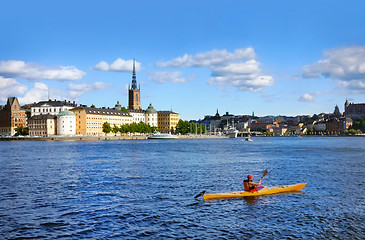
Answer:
top-left (243, 174), bottom-right (263, 192)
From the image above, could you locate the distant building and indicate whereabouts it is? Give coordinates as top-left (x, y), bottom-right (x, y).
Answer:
top-left (158, 111), bottom-right (180, 133)
top-left (31, 99), bottom-right (77, 117)
top-left (128, 59), bottom-right (141, 110)
top-left (28, 114), bottom-right (57, 137)
top-left (344, 99), bottom-right (365, 119)
top-left (199, 110), bottom-right (222, 133)
top-left (124, 61), bottom-right (160, 128)
top-left (128, 109), bottom-right (146, 123)
top-left (313, 122), bottom-right (326, 132)
top-left (145, 103), bottom-right (158, 127)
top-left (57, 110), bottom-right (76, 135)
top-left (326, 117), bottom-right (353, 133)
top-left (334, 105), bottom-right (341, 117)
top-left (0, 97), bottom-right (27, 136)
top-left (70, 106), bottom-right (133, 136)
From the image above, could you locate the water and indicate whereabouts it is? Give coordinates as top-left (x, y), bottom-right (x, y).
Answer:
top-left (0, 137), bottom-right (364, 239)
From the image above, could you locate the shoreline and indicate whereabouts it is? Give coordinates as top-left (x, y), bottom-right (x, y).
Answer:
top-left (0, 134), bottom-right (228, 141)
top-left (1, 134), bottom-right (363, 141)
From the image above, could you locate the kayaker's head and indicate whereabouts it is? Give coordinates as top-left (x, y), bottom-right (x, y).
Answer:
top-left (247, 174), bottom-right (253, 180)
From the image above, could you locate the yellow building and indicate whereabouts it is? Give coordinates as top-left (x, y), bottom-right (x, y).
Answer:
top-left (70, 106), bottom-right (133, 136)
top-left (157, 111), bottom-right (180, 133)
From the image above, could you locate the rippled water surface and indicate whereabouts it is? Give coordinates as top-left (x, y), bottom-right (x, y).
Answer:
top-left (0, 137), bottom-right (364, 239)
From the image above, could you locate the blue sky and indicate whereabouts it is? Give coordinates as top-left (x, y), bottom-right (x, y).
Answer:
top-left (1, 0), bottom-right (365, 120)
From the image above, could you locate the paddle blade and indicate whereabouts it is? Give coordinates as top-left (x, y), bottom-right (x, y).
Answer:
top-left (194, 191), bottom-right (206, 199)
top-left (263, 169), bottom-right (268, 177)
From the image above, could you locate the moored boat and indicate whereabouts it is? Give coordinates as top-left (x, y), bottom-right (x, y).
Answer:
top-left (148, 131), bottom-right (178, 139)
top-left (202, 183), bottom-right (307, 200)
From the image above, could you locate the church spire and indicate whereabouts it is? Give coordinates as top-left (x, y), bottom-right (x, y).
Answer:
top-left (131, 59), bottom-right (138, 90)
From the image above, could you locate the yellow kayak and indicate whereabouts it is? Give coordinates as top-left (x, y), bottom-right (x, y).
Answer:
top-left (202, 183), bottom-right (307, 200)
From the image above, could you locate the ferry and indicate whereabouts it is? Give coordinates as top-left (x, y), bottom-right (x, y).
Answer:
top-left (227, 127), bottom-right (239, 138)
top-left (147, 131), bottom-right (178, 139)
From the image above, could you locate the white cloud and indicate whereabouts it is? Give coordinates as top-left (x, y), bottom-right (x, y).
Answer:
top-left (148, 71), bottom-right (193, 83)
top-left (208, 75), bottom-right (273, 92)
top-left (0, 76), bottom-right (27, 102)
top-left (67, 81), bottom-right (112, 98)
top-left (299, 93), bottom-right (314, 102)
top-left (302, 46), bottom-right (365, 92)
top-left (156, 48), bottom-right (256, 68)
top-left (156, 48), bottom-right (273, 92)
top-left (338, 80), bottom-right (365, 93)
top-left (0, 60), bottom-right (85, 81)
top-left (93, 58), bottom-right (141, 72)
top-left (18, 82), bottom-right (48, 104)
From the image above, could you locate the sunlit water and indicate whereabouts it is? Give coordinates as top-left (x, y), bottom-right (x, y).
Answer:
top-left (0, 137), bottom-right (364, 239)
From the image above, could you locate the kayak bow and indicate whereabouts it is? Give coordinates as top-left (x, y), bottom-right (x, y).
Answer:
top-left (202, 183), bottom-right (307, 200)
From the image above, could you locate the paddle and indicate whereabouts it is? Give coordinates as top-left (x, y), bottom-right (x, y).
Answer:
top-left (194, 190), bottom-right (206, 199)
top-left (261, 169), bottom-right (268, 180)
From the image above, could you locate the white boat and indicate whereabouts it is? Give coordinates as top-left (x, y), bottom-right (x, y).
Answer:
top-left (228, 129), bottom-right (239, 138)
top-left (148, 131), bottom-right (178, 139)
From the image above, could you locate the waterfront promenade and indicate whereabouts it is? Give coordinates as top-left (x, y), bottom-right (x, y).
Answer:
top-left (0, 134), bottom-right (228, 141)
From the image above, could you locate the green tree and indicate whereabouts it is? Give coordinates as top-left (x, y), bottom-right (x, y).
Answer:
top-left (102, 122), bottom-right (111, 135)
top-left (112, 124), bottom-right (119, 135)
top-left (199, 124), bottom-right (206, 134)
top-left (14, 126), bottom-right (29, 135)
top-left (176, 120), bottom-right (190, 135)
top-left (121, 107), bottom-right (129, 113)
top-left (119, 124), bottom-right (129, 134)
top-left (190, 122), bottom-right (197, 134)
top-left (129, 122), bottom-right (138, 133)
top-left (352, 118), bottom-right (365, 132)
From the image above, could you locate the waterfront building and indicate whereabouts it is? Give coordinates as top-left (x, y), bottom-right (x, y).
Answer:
top-left (0, 97), bottom-right (27, 136)
top-left (198, 110), bottom-right (222, 133)
top-left (125, 60), bottom-right (160, 128)
top-left (326, 117), bottom-right (353, 133)
top-left (313, 122), bottom-right (326, 132)
top-left (128, 59), bottom-right (141, 110)
top-left (128, 109), bottom-right (146, 123)
top-left (344, 99), bottom-right (365, 119)
top-left (145, 103), bottom-right (158, 127)
top-left (28, 114), bottom-right (57, 137)
top-left (57, 111), bottom-right (76, 135)
top-left (273, 126), bottom-right (288, 136)
top-left (70, 106), bottom-right (133, 136)
top-left (158, 111), bottom-right (180, 133)
top-left (31, 99), bottom-right (77, 117)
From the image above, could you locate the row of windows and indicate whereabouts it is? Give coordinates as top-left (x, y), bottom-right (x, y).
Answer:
top-left (32, 108), bottom-right (68, 113)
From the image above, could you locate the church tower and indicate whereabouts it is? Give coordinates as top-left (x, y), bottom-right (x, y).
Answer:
top-left (128, 59), bottom-right (141, 110)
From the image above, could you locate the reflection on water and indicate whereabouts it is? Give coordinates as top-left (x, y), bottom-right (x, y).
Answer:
top-left (243, 196), bottom-right (259, 205)
top-left (0, 137), bottom-right (364, 239)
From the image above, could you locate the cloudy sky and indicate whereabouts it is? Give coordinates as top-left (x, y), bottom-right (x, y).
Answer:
top-left (1, 0), bottom-right (365, 120)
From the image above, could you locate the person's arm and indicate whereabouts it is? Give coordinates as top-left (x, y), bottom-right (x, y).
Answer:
top-left (252, 178), bottom-right (263, 186)
top-left (258, 177), bottom-right (262, 185)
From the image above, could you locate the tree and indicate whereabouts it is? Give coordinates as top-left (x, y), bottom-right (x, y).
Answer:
top-left (102, 122), bottom-right (111, 135)
top-left (176, 120), bottom-right (190, 135)
top-left (15, 126), bottom-right (29, 136)
top-left (112, 124), bottom-right (119, 136)
top-left (91, 104), bottom-right (96, 108)
top-left (352, 118), bottom-right (365, 132)
top-left (121, 107), bottom-right (129, 113)
top-left (119, 124), bottom-right (129, 134)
